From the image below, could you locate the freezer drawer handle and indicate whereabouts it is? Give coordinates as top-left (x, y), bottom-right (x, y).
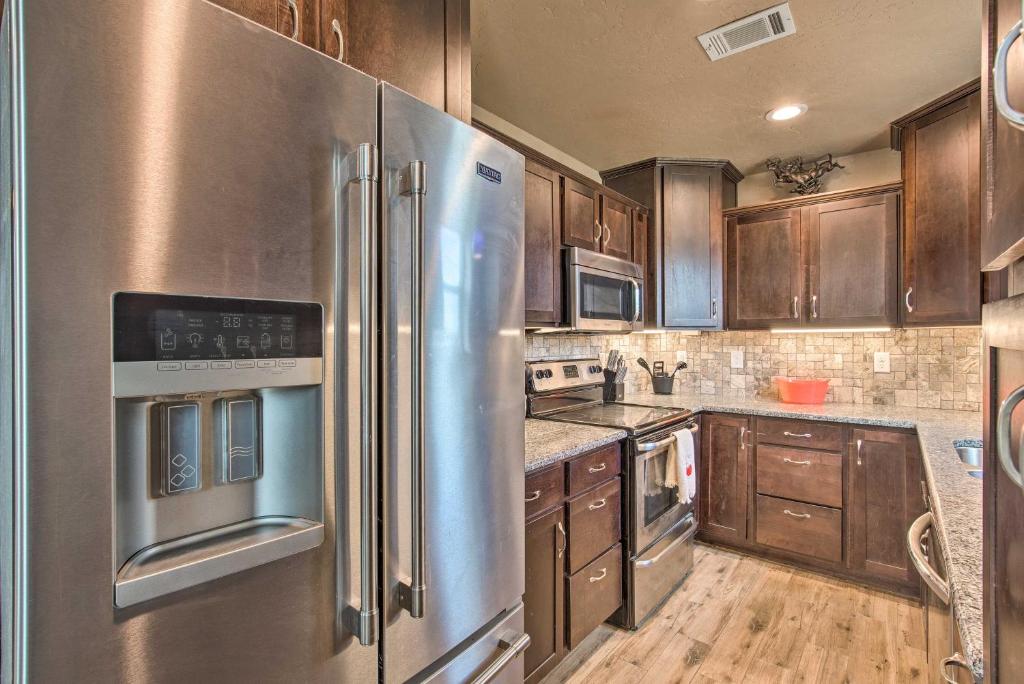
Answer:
top-left (338, 142), bottom-right (380, 647)
top-left (995, 19), bottom-right (1024, 130)
top-left (997, 384), bottom-right (1024, 489)
top-left (398, 160), bottom-right (428, 620)
top-left (469, 632), bottom-right (531, 684)
top-left (907, 511), bottom-right (949, 605)
top-left (636, 514), bottom-right (696, 568)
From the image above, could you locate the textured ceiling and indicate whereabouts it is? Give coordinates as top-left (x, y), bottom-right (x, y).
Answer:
top-left (471, 0), bottom-right (981, 175)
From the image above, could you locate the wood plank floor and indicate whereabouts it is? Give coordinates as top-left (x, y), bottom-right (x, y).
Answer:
top-left (541, 544), bottom-right (928, 684)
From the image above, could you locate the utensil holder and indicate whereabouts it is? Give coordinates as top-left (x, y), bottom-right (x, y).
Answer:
top-left (603, 381), bottom-right (624, 402)
top-left (652, 376), bottom-right (675, 395)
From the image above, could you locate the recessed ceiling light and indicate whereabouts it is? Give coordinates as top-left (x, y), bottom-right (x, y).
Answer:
top-left (766, 104), bottom-right (807, 121)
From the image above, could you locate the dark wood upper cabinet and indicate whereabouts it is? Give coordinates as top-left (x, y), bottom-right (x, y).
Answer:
top-left (208, 0), bottom-right (304, 38)
top-left (562, 177), bottom-right (600, 252)
top-left (599, 195), bottom-right (632, 261)
top-left (726, 208), bottom-right (803, 329)
top-left (524, 504), bottom-right (565, 684)
top-left (699, 413), bottom-right (749, 544)
top-left (847, 427), bottom-right (923, 590)
top-left (524, 160), bottom-right (562, 326)
top-left (601, 159), bottom-right (742, 329)
top-left (892, 83), bottom-right (981, 326)
top-left (804, 191), bottom-right (899, 327)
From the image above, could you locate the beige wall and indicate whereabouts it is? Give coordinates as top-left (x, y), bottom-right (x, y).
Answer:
top-left (736, 148), bottom-right (902, 207)
top-left (472, 105), bottom-right (602, 183)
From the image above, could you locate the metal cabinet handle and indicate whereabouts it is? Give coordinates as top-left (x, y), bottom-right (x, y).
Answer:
top-left (711, 298), bottom-right (718, 320)
top-left (593, 219), bottom-right (602, 242)
top-left (398, 160), bottom-right (428, 619)
top-left (905, 286), bottom-right (914, 313)
top-left (589, 568), bottom-right (608, 583)
top-left (286, 0), bottom-right (299, 39)
top-left (587, 462), bottom-right (607, 473)
top-left (469, 632), bottom-right (532, 684)
top-left (995, 19), bottom-right (1024, 130)
top-left (603, 224), bottom-right (611, 248)
top-left (331, 18), bottom-right (344, 61)
top-left (997, 384), bottom-right (1024, 489)
top-left (940, 653), bottom-right (972, 683)
top-left (792, 295), bottom-right (799, 319)
top-left (556, 521), bottom-right (566, 559)
top-left (811, 294), bottom-right (818, 319)
top-left (588, 498), bottom-right (607, 511)
top-left (783, 457), bottom-right (811, 466)
top-left (338, 143), bottom-right (380, 646)
top-left (740, 426), bottom-right (747, 450)
top-left (855, 438), bottom-right (863, 466)
top-left (907, 512), bottom-right (949, 604)
top-left (635, 515), bottom-right (696, 568)
top-left (525, 490), bottom-right (541, 503)
top-left (783, 431), bottom-right (812, 438)
top-left (783, 509), bottom-right (811, 519)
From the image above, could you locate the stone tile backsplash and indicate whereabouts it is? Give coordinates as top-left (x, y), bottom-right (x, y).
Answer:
top-left (526, 327), bottom-right (982, 411)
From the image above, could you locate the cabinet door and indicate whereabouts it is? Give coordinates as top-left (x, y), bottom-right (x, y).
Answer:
top-left (699, 414), bottom-right (750, 543)
top-left (726, 209), bottom-right (803, 329)
top-left (633, 211), bottom-right (649, 326)
top-left (599, 195), bottom-right (632, 261)
top-left (524, 507), bottom-right (566, 684)
top-left (524, 161), bottom-right (563, 326)
top-left (562, 177), bottom-right (600, 251)
top-left (903, 92), bottom-right (981, 325)
top-left (805, 192), bottom-right (899, 327)
top-left (847, 428), bottom-right (924, 587)
top-left (209, 0), bottom-right (300, 39)
top-left (663, 166), bottom-right (723, 328)
top-left (924, 531), bottom-right (953, 684)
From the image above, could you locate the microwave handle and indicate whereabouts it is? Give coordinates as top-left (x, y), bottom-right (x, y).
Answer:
top-left (630, 278), bottom-right (642, 323)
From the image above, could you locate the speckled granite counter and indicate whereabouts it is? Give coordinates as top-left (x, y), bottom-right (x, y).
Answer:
top-left (616, 391), bottom-right (983, 677)
top-left (525, 418), bottom-right (626, 473)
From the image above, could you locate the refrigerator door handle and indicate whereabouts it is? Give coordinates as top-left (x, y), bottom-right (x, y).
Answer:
top-left (997, 384), bottom-right (1024, 489)
top-left (339, 142), bottom-right (380, 646)
top-left (398, 160), bottom-right (428, 619)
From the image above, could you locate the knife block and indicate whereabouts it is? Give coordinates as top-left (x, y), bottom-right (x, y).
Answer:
top-left (603, 381), bottom-right (624, 402)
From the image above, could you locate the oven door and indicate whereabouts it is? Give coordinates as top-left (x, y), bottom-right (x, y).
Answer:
top-left (631, 422), bottom-right (697, 554)
top-left (568, 263), bottom-right (643, 332)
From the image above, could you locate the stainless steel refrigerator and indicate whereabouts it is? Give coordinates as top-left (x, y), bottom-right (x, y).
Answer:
top-left (0, 1), bottom-right (526, 682)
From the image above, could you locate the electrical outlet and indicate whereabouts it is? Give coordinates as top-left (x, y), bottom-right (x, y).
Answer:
top-left (676, 350), bottom-right (687, 364)
top-left (874, 351), bottom-right (891, 373)
top-left (730, 350), bottom-right (744, 369)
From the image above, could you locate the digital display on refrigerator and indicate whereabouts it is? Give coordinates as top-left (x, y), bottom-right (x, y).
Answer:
top-left (152, 309), bottom-right (298, 360)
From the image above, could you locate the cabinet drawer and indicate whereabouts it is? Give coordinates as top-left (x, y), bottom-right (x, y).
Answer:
top-left (525, 465), bottom-right (565, 518)
top-left (756, 445), bottom-right (843, 508)
top-left (755, 495), bottom-right (842, 563)
top-left (567, 543), bottom-right (623, 649)
top-left (567, 443), bottom-right (621, 496)
top-left (567, 478), bottom-right (621, 574)
top-left (757, 417), bottom-right (843, 451)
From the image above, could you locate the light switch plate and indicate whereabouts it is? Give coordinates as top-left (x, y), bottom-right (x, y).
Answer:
top-left (874, 351), bottom-right (891, 373)
top-left (730, 350), bottom-right (744, 369)
top-left (676, 350), bottom-right (688, 364)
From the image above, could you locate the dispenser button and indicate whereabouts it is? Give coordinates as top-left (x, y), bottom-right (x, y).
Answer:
top-left (185, 361), bottom-right (209, 370)
top-left (234, 360), bottom-right (256, 369)
top-left (222, 397), bottom-right (261, 483)
top-left (278, 359), bottom-right (296, 368)
top-left (157, 362), bottom-right (182, 371)
top-left (161, 403), bottom-right (201, 495)
top-left (257, 359), bottom-right (276, 368)
top-left (211, 361), bottom-right (232, 370)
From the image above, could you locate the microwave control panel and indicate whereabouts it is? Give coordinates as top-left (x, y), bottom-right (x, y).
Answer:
top-left (112, 292), bottom-right (323, 397)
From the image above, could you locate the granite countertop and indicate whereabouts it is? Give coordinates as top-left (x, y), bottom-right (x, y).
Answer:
top-left (622, 390), bottom-right (984, 678)
top-left (525, 418), bottom-right (626, 473)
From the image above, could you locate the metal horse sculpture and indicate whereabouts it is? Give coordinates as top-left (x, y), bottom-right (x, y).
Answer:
top-left (765, 154), bottom-right (845, 195)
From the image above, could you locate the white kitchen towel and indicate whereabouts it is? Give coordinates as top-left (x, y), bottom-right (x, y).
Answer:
top-left (666, 427), bottom-right (696, 505)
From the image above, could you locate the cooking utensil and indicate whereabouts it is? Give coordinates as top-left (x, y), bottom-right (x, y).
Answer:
top-left (607, 349), bottom-right (619, 370)
top-left (637, 357), bottom-right (654, 380)
top-left (669, 361), bottom-right (687, 378)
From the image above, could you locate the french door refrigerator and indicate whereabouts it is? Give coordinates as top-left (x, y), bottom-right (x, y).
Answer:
top-left (0, 1), bottom-right (526, 682)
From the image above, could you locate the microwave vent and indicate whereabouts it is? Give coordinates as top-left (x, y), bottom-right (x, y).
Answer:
top-left (698, 3), bottom-right (796, 61)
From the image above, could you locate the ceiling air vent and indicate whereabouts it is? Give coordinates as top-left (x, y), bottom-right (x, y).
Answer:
top-left (698, 3), bottom-right (796, 62)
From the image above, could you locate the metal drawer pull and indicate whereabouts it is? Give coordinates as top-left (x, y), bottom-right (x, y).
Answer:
top-left (997, 384), bottom-right (1024, 489)
top-left (469, 632), bottom-right (532, 684)
top-left (792, 295), bottom-right (799, 319)
top-left (994, 20), bottom-right (1024, 130)
top-left (783, 457), bottom-right (811, 466)
top-left (940, 653), bottom-right (972, 683)
top-left (524, 490), bottom-right (541, 503)
top-left (905, 286), bottom-right (914, 313)
top-left (588, 498), bottom-right (607, 511)
top-left (907, 511), bottom-right (949, 604)
top-left (588, 462), bottom-right (607, 473)
top-left (811, 294), bottom-right (818, 319)
top-left (783, 509), bottom-right (811, 519)
top-left (556, 521), bottom-right (566, 559)
top-left (589, 568), bottom-right (607, 583)
top-left (783, 431), bottom-right (812, 438)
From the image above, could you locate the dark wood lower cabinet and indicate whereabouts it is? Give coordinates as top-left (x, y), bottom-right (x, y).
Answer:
top-left (699, 413), bottom-right (749, 544)
top-left (524, 506), bottom-right (565, 684)
top-left (567, 544), bottom-right (623, 649)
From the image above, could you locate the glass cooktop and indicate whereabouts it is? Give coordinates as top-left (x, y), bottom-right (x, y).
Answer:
top-left (545, 402), bottom-right (692, 435)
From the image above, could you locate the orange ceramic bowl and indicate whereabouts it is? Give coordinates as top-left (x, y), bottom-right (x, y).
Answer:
top-left (775, 377), bottom-right (829, 404)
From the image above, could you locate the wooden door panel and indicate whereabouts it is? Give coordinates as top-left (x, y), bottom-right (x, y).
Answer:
top-left (524, 161), bottom-right (563, 326)
top-left (727, 209), bottom-right (802, 329)
top-left (562, 178), bottom-right (600, 251)
top-left (700, 414), bottom-right (749, 543)
top-left (524, 507), bottom-right (565, 683)
top-left (600, 195), bottom-right (632, 260)
top-left (663, 167), bottom-right (723, 328)
top-left (807, 192), bottom-right (899, 326)
top-left (633, 211), bottom-right (649, 325)
top-left (209, 0), bottom-right (296, 37)
top-left (904, 93), bottom-right (981, 325)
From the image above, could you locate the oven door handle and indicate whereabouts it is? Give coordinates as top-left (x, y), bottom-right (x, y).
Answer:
top-left (635, 515), bottom-right (696, 568)
top-left (637, 435), bottom-right (676, 453)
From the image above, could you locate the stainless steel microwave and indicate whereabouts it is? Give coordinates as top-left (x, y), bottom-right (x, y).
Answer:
top-left (566, 247), bottom-right (644, 332)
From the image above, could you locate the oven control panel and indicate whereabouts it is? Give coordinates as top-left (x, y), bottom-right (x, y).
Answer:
top-left (527, 358), bottom-right (604, 392)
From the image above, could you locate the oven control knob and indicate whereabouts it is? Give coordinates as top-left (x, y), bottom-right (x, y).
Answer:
top-left (542, 370), bottom-right (552, 378)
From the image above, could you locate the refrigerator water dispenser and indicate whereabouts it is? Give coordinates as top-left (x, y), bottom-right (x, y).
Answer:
top-left (111, 293), bottom-right (325, 607)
